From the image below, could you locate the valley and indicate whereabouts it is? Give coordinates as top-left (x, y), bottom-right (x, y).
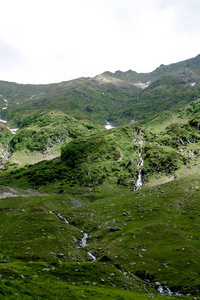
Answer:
top-left (1, 54), bottom-right (200, 299)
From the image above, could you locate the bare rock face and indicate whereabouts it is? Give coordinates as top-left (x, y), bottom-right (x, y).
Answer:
top-left (175, 67), bottom-right (200, 83)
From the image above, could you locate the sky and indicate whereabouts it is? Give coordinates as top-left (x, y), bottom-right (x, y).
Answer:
top-left (0, 0), bottom-right (200, 84)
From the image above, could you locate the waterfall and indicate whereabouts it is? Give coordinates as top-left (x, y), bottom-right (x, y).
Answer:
top-left (56, 213), bottom-right (69, 224)
top-left (80, 232), bottom-right (88, 247)
top-left (0, 98), bottom-right (18, 134)
top-left (79, 231), bottom-right (96, 261)
top-left (134, 149), bottom-right (144, 191)
top-left (51, 211), bottom-right (96, 261)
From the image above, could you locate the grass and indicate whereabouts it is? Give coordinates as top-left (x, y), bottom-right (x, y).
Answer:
top-left (1, 168), bottom-right (200, 297)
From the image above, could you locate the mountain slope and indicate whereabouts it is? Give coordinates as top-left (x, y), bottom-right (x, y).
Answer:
top-left (0, 75), bottom-right (140, 127)
top-left (115, 75), bottom-right (200, 124)
top-left (106, 54), bottom-right (200, 84)
top-left (2, 112), bottom-right (200, 192)
top-left (1, 54), bottom-right (200, 298)
top-left (0, 54), bottom-right (200, 130)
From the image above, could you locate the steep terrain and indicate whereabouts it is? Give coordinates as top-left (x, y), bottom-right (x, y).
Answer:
top-left (1, 54), bottom-right (200, 298)
top-left (0, 75), bottom-right (140, 127)
top-left (106, 54), bottom-right (200, 84)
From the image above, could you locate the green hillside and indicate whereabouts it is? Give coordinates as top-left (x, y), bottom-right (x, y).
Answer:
top-left (0, 76), bottom-right (140, 127)
top-left (112, 75), bottom-right (200, 125)
top-left (1, 54), bottom-right (200, 298)
top-left (1, 170), bottom-right (200, 298)
top-left (0, 54), bottom-right (199, 129)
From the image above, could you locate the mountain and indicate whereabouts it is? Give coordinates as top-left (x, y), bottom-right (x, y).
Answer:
top-left (0, 54), bottom-right (200, 130)
top-left (105, 54), bottom-right (200, 84)
top-left (1, 54), bottom-right (200, 298)
top-left (0, 75), bottom-right (140, 127)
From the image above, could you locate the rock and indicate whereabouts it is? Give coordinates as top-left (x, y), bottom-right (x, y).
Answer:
top-left (110, 283), bottom-right (116, 287)
top-left (57, 253), bottom-right (64, 258)
top-left (161, 263), bottom-right (168, 267)
top-left (136, 253), bottom-right (143, 257)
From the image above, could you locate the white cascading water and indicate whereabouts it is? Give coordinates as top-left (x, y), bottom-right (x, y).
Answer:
top-left (79, 231), bottom-right (96, 261)
top-left (135, 149), bottom-right (144, 191)
top-left (80, 232), bottom-right (88, 247)
top-left (158, 286), bottom-right (173, 296)
top-left (51, 212), bottom-right (96, 261)
top-left (0, 98), bottom-right (18, 134)
top-left (56, 213), bottom-right (69, 224)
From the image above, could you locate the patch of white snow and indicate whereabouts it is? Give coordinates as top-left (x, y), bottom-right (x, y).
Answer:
top-left (105, 122), bottom-right (115, 130)
top-left (9, 128), bottom-right (18, 134)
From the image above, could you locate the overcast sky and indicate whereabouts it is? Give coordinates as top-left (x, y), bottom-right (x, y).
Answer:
top-left (0, 0), bottom-right (199, 84)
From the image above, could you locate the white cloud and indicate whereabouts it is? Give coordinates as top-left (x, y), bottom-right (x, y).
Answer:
top-left (0, 0), bottom-right (199, 83)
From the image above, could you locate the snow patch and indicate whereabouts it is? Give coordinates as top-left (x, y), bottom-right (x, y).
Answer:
top-left (105, 122), bottom-right (115, 130)
top-left (134, 82), bottom-right (150, 89)
top-left (8, 128), bottom-right (18, 134)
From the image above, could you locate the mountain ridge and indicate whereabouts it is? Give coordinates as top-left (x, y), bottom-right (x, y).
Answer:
top-left (104, 53), bottom-right (200, 84)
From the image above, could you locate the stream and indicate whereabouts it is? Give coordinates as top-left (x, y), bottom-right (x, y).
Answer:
top-left (50, 211), bottom-right (96, 261)
top-left (134, 149), bottom-right (144, 191)
top-left (0, 97), bottom-right (18, 134)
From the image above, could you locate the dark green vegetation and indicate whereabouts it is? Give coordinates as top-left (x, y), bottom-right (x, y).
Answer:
top-left (2, 115), bottom-right (200, 190)
top-left (1, 54), bottom-right (200, 298)
top-left (9, 111), bottom-right (100, 153)
top-left (0, 76), bottom-right (140, 127)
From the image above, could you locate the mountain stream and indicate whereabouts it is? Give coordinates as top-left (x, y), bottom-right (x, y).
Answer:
top-left (50, 211), bottom-right (96, 261)
top-left (134, 149), bottom-right (144, 191)
top-left (0, 97), bottom-right (18, 134)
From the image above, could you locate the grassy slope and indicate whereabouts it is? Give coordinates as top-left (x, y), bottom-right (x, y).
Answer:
top-left (1, 171), bottom-right (200, 298)
top-left (0, 77), bottom-right (140, 127)
top-left (6, 110), bottom-right (102, 166)
top-left (0, 125), bottom-right (140, 189)
top-left (2, 113), bottom-right (200, 191)
top-left (112, 76), bottom-right (200, 125)
top-left (67, 172), bottom-right (200, 295)
top-left (0, 193), bottom-right (159, 299)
